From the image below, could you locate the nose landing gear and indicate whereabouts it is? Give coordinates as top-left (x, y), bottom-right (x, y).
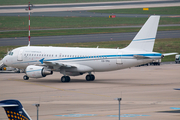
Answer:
top-left (23, 75), bottom-right (29, 80)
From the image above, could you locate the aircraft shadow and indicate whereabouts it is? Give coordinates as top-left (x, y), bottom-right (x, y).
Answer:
top-left (28, 78), bottom-right (139, 85)
top-left (156, 110), bottom-right (180, 113)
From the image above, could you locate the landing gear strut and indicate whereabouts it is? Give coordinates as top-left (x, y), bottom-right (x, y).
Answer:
top-left (86, 74), bottom-right (95, 81)
top-left (61, 76), bottom-right (70, 82)
top-left (23, 75), bottom-right (29, 80)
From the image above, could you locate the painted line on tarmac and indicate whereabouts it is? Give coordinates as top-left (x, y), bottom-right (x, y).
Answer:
top-left (170, 107), bottom-right (180, 110)
top-left (55, 114), bottom-right (150, 118)
top-left (107, 114), bottom-right (150, 117)
top-left (55, 114), bottom-right (97, 117)
top-left (10, 79), bottom-right (110, 97)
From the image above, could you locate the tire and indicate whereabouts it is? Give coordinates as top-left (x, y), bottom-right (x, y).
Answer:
top-left (90, 75), bottom-right (95, 81)
top-left (86, 75), bottom-right (91, 81)
top-left (66, 76), bottom-right (70, 82)
top-left (61, 76), bottom-right (66, 82)
top-left (23, 75), bottom-right (29, 80)
top-left (61, 76), bottom-right (71, 82)
top-left (86, 75), bottom-right (95, 81)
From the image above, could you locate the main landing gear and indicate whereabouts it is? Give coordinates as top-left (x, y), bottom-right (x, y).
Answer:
top-left (61, 76), bottom-right (70, 82)
top-left (23, 75), bottom-right (29, 80)
top-left (86, 74), bottom-right (95, 81)
top-left (60, 74), bottom-right (95, 82)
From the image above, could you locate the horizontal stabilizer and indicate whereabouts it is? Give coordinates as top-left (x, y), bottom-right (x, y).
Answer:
top-left (163, 53), bottom-right (178, 56)
top-left (0, 99), bottom-right (32, 120)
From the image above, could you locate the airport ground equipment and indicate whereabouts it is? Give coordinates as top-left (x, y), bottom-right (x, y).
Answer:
top-left (175, 55), bottom-right (180, 64)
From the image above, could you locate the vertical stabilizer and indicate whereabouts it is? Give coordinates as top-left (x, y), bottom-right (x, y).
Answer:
top-left (0, 99), bottom-right (32, 120)
top-left (125, 15), bottom-right (160, 52)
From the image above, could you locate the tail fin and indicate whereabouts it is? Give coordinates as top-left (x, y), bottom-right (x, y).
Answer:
top-left (0, 99), bottom-right (32, 120)
top-left (125, 15), bottom-right (160, 52)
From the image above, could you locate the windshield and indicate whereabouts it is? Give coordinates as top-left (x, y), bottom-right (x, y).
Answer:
top-left (8, 51), bottom-right (13, 56)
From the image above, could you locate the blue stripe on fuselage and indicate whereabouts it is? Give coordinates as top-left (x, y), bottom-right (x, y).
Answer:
top-left (133, 38), bottom-right (155, 41)
top-left (14, 53), bottom-right (162, 64)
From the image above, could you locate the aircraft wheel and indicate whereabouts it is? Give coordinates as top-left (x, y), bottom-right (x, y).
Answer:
top-left (90, 74), bottom-right (95, 81)
top-left (86, 74), bottom-right (95, 81)
top-left (86, 75), bottom-right (91, 81)
top-left (23, 75), bottom-right (29, 80)
top-left (66, 76), bottom-right (71, 82)
top-left (61, 76), bottom-right (70, 82)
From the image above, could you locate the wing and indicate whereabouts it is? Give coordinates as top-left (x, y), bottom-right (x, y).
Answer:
top-left (43, 61), bottom-right (76, 68)
top-left (37, 58), bottom-right (93, 72)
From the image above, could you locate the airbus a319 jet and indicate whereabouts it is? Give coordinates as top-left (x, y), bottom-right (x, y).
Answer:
top-left (2, 15), bottom-right (177, 82)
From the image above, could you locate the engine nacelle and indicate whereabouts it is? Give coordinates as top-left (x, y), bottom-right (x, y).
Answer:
top-left (26, 65), bottom-right (53, 78)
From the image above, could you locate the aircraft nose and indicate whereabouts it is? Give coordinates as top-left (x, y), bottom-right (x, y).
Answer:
top-left (2, 56), bottom-right (8, 65)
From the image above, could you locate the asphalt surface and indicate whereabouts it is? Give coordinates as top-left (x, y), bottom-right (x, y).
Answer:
top-left (0, 64), bottom-right (180, 120)
top-left (1, 11), bottom-right (177, 17)
top-left (1, 0), bottom-right (180, 9)
top-left (0, 30), bottom-right (179, 46)
top-left (1, 0), bottom-right (180, 13)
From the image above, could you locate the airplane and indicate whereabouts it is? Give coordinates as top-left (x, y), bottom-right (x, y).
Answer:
top-left (1, 15), bottom-right (177, 82)
top-left (0, 99), bottom-right (32, 120)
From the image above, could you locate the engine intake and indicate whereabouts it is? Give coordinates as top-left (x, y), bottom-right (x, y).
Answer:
top-left (26, 65), bottom-right (53, 78)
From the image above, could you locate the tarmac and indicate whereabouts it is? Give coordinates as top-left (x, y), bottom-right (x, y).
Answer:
top-left (0, 63), bottom-right (180, 120)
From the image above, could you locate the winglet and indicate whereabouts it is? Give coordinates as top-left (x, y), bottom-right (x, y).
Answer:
top-left (0, 99), bottom-right (32, 120)
top-left (39, 58), bottom-right (44, 64)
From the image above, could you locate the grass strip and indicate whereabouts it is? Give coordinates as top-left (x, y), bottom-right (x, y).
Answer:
top-left (0, 16), bottom-right (180, 30)
top-left (0, 0), bottom-right (125, 5)
top-left (1, 38), bottom-right (179, 62)
top-left (90, 6), bottom-right (180, 15)
top-left (0, 26), bottom-right (180, 38)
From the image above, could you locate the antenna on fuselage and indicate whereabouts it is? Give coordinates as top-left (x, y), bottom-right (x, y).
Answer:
top-left (25, 2), bottom-right (33, 46)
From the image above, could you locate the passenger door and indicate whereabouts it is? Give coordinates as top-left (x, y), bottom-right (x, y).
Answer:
top-left (116, 52), bottom-right (123, 64)
top-left (17, 49), bottom-right (23, 61)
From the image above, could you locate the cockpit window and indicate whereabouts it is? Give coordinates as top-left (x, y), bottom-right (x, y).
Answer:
top-left (8, 52), bottom-right (13, 56)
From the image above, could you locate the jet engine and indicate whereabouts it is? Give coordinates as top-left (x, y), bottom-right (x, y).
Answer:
top-left (26, 65), bottom-right (53, 78)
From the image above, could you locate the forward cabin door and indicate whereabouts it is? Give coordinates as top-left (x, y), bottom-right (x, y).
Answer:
top-left (116, 52), bottom-right (123, 64)
top-left (17, 49), bottom-right (23, 61)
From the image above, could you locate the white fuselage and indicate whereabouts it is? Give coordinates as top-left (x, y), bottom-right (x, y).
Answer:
top-left (3, 46), bottom-right (161, 73)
